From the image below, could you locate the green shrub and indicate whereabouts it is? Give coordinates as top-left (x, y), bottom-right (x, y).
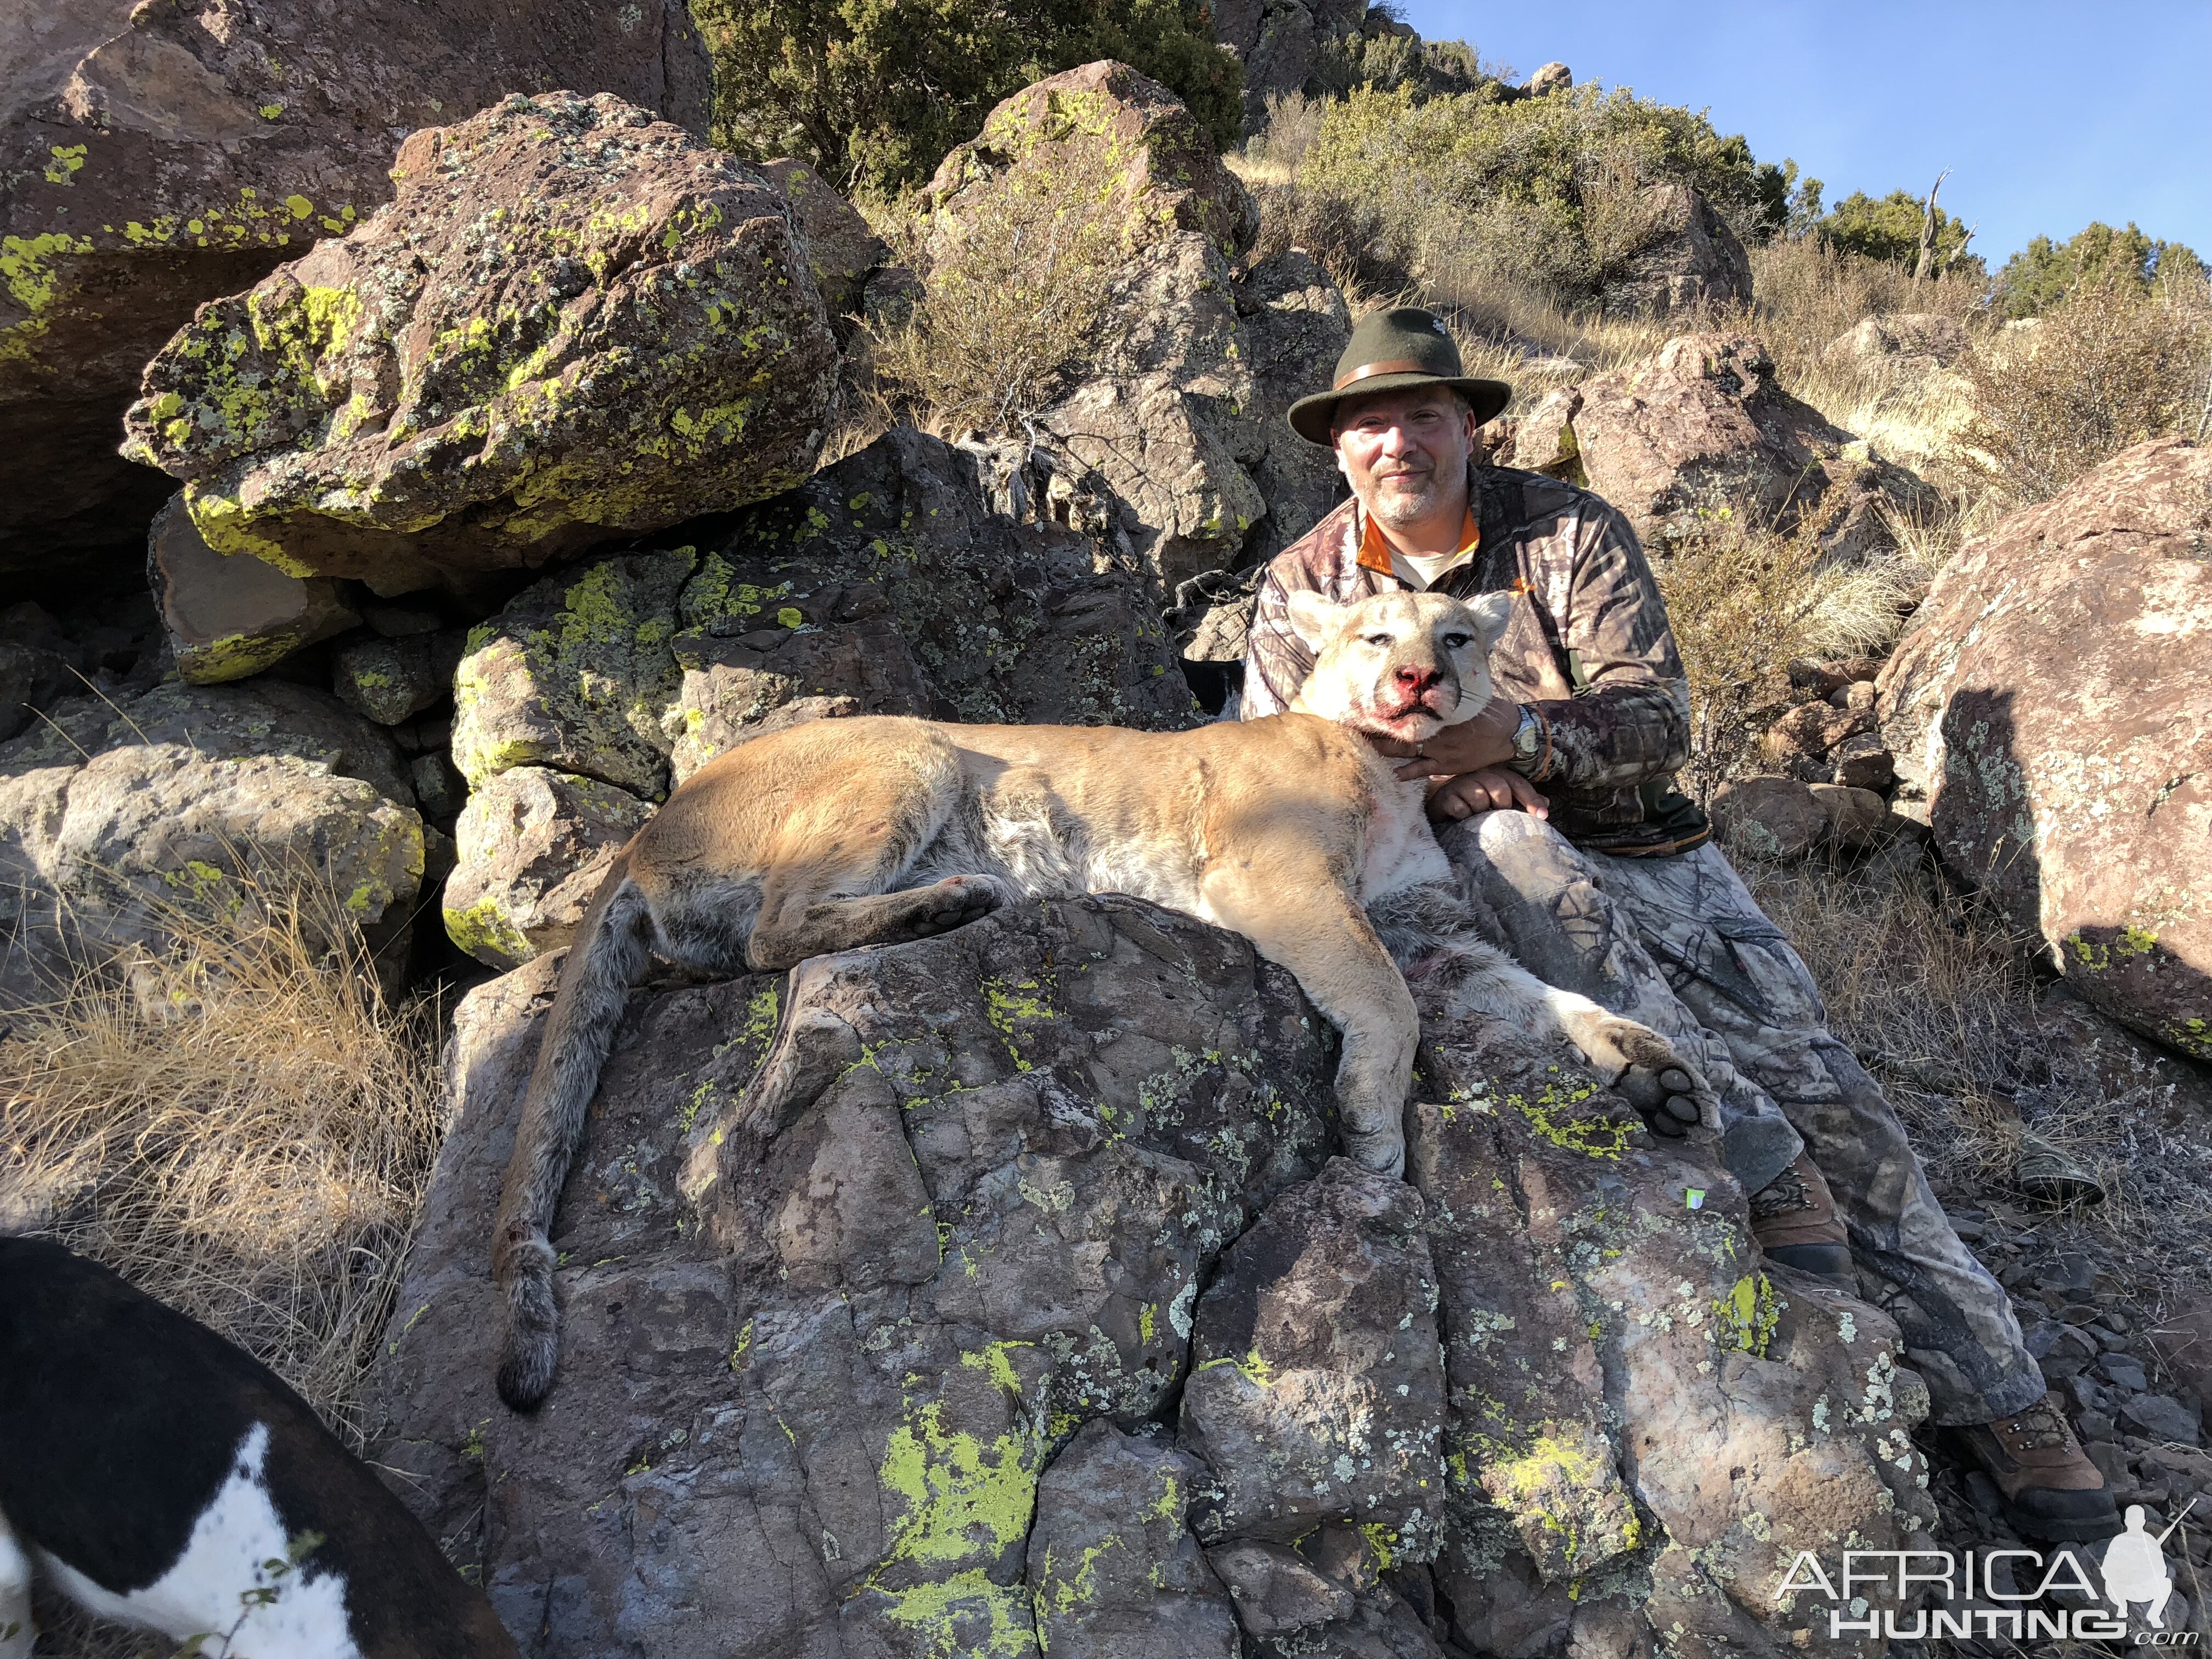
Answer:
top-left (693, 0), bottom-right (1243, 194)
top-left (865, 137), bottom-right (1123, 431)
top-left (1293, 82), bottom-right (1788, 307)
top-left (1817, 188), bottom-right (1979, 274)
top-left (1961, 275), bottom-right (2211, 505)
top-left (1993, 220), bottom-right (2208, 319)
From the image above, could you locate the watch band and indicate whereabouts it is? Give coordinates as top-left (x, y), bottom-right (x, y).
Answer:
top-left (1506, 703), bottom-right (1547, 777)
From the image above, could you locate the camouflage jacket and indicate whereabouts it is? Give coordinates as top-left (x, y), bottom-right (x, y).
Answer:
top-left (1239, 465), bottom-right (1709, 855)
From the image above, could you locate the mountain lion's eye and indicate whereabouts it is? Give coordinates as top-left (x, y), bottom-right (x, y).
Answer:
top-left (1364, 633), bottom-right (1392, 647)
top-left (1442, 632), bottom-right (1472, 650)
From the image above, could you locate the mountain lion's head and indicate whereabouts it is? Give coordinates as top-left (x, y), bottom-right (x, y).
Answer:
top-left (1283, 589), bottom-right (1513, 741)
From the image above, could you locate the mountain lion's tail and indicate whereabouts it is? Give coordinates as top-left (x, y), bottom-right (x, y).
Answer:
top-left (492, 855), bottom-right (656, 1410)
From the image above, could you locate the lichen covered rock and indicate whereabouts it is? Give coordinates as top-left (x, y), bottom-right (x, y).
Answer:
top-left (444, 767), bottom-right (652, 968)
top-left (366, 892), bottom-right (1932, 1657)
top-left (1180, 1158), bottom-right (1447, 1552)
top-left (1878, 436), bottom-right (2212, 1057)
top-left (452, 548), bottom-right (696, 798)
top-left (0, 678), bottom-right (421, 1006)
top-left (758, 159), bottom-right (887, 337)
top-left (122, 92), bottom-right (839, 596)
top-left (0, 0), bottom-right (710, 575)
top-left (665, 427), bottom-right (1198, 748)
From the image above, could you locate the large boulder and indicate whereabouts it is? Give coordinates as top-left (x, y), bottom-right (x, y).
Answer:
top-left (1508, 334), bottom-right (1932, 559)
top-left (0, 0), bottom-right (709, 574)
top-left (0, 678), bottom-right (422, 1007)
top-left (916, 63), bottom-right (1341, 588)
top-left (1877, 437), bottom-right (2212, 1058)
top-left (1601, 184), bottom-right (1752, 318)
top-left (121, 92), bottom-right (840, 598)
top-left (367, 894), bottom-right (1933, 1657)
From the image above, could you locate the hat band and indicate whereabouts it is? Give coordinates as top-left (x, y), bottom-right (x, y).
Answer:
top-left (1332, 357), bottom-right (1449, 391)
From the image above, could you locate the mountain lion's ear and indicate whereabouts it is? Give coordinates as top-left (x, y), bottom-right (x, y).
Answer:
top-left (1285, 590), bottom-right (1347, 653)
top-left (1464, 592), bottom-right (1513, 653)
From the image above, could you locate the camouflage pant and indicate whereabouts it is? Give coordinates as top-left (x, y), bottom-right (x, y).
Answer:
top-left (1436, 810), bottom-right (2045, 1426)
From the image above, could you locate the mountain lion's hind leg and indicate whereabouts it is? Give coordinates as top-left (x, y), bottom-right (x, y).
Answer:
top-left (1204, 867), bottom-right (1419, 1178)
top-left (744, 755), bottom-right (1007, 973)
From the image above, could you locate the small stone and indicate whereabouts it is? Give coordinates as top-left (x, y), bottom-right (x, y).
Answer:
top-left (443, 766), bottom-right (653, 966)
top-left (410, 752), bottom-right (463, 821)
top-left (333, 630), bottom-right (466, 726)
top-left (1711, 775), bottom-right (1828, 860)
top-left (1830, 731), bottom-right (1896, 791)
top-left (2122, 1394), bottom-right (2204, 1446)
top-left (1527, 61), bottom-right (1573, 96)
top-left (2077, 1409), bottom-right (2117, 1442)
top-left (1206, 1539), bottom-right (1355, 1638)
top-left (2101, 1354), bottom-right (2151, 1392)
top-left (1810, 782), bottom-right (1889, 849)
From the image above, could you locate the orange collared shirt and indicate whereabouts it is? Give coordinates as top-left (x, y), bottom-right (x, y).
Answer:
top-left (1356, 504), bottom-right (1481, 585)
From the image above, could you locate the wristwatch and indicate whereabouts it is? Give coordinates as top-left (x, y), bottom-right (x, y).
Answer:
top-left (1506, 704), bottom-right (1544, 775)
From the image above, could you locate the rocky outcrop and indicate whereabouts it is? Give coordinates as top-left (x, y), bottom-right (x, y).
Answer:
top-left (1602, 184), bottom-right (1752, 318)
top-left (122, 92), bottom-right (840, 598)
top-left (367, 893), bottom-right (1936, 1656)
top-left (439, 427), bottom-right (1195, 964)
top-left (0, 678), bottom-right (423, 1007)
top-left (1212, 0), bottom-right (1370, 126)
top-left (1877, 437), bottom-right (2212, 1058)
top-left (1509, 334), bottom-right (1932, 559)
top-left (0, 0), bottom-right (710, 575)
top-left (916, 63), bottom-right (1341, 588)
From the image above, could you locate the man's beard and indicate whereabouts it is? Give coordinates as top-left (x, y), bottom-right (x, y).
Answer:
top-left (1368, 469), bottom-right (1438, 528)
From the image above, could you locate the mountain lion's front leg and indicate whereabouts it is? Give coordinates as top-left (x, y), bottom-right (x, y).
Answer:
top-left (1203, 865), bottom-right (1419, 1177)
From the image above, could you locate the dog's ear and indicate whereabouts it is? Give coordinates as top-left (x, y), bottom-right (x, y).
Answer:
top-left (1463, 592), bottom-right (1513, 653)
top-left (1285, 589), bottom-right (1347, 653)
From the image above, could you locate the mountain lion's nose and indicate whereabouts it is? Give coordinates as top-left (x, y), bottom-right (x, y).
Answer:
top-left (1395, 664), bottom-right (1440, 694)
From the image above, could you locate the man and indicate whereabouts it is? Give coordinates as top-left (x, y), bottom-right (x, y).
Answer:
top-left (1240, 306), bottom-right (2116, 1543)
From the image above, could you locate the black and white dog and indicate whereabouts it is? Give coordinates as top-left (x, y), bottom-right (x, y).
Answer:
top-left (0, 1238), bottom-right (515, 1658)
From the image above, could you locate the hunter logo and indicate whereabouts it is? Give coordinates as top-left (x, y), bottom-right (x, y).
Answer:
top-left (1780, 1507), bottom-right (2202, 1646)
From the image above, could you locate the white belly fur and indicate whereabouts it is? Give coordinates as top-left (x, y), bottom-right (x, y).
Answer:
top-left (36, 1423), bottom-right (363, 1658)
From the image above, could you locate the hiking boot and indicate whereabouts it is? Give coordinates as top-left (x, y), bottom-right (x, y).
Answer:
top-left (1953, 1394), bottom-right (2120, 1542)
top-left (1750, 1152), bottom-right (1854, 1288)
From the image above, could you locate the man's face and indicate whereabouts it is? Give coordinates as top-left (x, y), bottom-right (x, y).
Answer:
top-left (1332, 387), bottom-right (1478, 531)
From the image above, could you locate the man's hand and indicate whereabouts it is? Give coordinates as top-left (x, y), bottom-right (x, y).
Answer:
top-left (1370, 697), bottom-right (1520, 780)
top-left (1428, 766), bottom-right (1549, 821)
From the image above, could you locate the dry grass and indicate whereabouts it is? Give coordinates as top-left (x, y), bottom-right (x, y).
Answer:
top-left (1, 878), bottom-right (446, 1433)
top-left (1742, 852), bottom-right (2045, 1192)
top-left (1653, 511), bottom-right (1924, 800)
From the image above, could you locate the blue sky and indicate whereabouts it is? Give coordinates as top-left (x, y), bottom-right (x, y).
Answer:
top-left (1395, 0), bottom-right (2212, 267)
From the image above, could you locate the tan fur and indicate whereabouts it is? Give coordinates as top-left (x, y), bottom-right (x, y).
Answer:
top-left (489, 589), bottom-right (1697, 1408)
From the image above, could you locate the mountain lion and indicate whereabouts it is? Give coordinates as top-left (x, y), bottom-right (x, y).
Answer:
top-left (492, 588), bottom-right (1703, 1408)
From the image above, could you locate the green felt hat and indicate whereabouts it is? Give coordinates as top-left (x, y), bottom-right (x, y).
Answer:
top-left (1286, 306), bottom-right (1513, 447)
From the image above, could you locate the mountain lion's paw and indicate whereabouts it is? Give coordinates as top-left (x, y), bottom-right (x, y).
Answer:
top-left (905, 874), bottom-right (1010, 936)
